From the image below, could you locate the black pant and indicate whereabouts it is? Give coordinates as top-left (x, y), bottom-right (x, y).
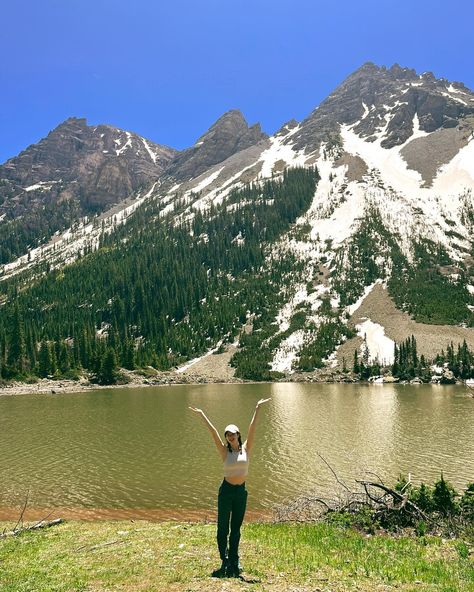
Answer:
top-left (217, 479), bottom-right (248, 563)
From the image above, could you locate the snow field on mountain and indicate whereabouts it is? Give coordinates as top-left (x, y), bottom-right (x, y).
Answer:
top-left (142, 138), bottom-right (158, 163)
top-left (269, 277), bottom-right (336, 373)
top-left (258, 133), bottom-right (309, 178)
top-left (24, 181), bottom-right (60, 192)
top-left (186, 166), bottom-right (225, 195)
top-left (304, 149), bottom-right (363, 248)
top-left (168, 162), bottom-right (259, 221)
top-left (271, 329), bottom-right (306, 373)
top-left (341, 118), bottom-right (426, 197)
top-left (433, 134), bottom-right (474, 194)
top-left (356, 318), bottom-right (395, 365)
top-left (340, 118), bottom-right (474, 258)
top-left (1, 184), bottom-right (157, 281)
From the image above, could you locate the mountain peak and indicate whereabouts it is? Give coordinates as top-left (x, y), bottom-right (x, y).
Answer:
top-left (388, 63), bottom-right (418, 80)
top-left (51, 116), bottom-right (88, 133)
top-left (290, 61), bottom-right (474, 152)
top-left (348, 62), bottom-right (418, 82)
top-left (195, 109), bottom-right (263, 145)
top-left (167, 110), bottom-right (267, 181)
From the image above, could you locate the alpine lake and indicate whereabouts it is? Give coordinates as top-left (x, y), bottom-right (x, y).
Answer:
top-left (1, 383), bottom-right (473, 520)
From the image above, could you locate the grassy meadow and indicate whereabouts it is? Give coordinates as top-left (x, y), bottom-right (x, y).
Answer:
top-left (0, 520), bottom-right (473, 591)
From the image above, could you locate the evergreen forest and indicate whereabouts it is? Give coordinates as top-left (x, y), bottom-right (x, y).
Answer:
top-left (0, 167), bottom-right (320, 382)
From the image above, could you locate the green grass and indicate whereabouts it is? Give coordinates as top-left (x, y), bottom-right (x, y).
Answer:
top-left (0, 520), bottom-right (473, 591)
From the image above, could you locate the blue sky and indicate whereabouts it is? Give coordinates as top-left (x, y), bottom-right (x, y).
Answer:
top-left (1, 0), bottom-right (473, 163)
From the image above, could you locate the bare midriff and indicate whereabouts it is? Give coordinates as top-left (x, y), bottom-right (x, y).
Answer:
top-left (224, 476), bottom-right (246, 485)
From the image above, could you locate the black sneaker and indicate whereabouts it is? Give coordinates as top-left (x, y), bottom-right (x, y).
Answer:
top-left (211, 559), bottom-right (228, 578)
top-left (226, 561), bottom-right (243, 578)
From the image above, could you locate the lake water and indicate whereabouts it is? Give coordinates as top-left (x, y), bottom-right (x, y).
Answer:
top-left (0, 383), bottom-right (473, 519)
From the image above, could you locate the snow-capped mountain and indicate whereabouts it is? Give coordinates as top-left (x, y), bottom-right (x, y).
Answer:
top-left (166, 62), bottom-right (474, 260)
top-left (0, 117), bottom-right (176, 264)
top-left (1, 63), bottom-right (473, 379)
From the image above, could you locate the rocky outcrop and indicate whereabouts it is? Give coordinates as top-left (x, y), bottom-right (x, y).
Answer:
top-left (0, 117), bottom-right (176, 220)
top-left (165, 109), bottom-right (267, 181)
top-left (289, 62), bottom-right (474, 153)
top-left (0, 117), bottom-right (177, 264)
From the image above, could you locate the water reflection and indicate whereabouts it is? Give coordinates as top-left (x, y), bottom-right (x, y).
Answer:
top-left (0, 383), bottom-right (473, 517)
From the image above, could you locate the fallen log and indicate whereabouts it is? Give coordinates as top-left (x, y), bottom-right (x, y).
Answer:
top-left (0, 518), bottom-right (63, 539)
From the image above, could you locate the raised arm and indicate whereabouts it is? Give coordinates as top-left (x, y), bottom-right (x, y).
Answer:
top-left (189, 407), bottom-right (227, 461)
top-left (244, 398), bottom-right (271, 453)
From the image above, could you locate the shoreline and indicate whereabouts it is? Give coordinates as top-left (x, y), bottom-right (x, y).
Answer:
top-left (0, 373), bottom-right (249, 397)
top-left (0, 505), bottom-right (271, 523)
top-left (0, 372), bottom-right (472, 397)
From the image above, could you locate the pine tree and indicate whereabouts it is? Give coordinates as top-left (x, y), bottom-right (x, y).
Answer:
top-left (7, 303), bottom-right (27, 373)
top-left (123, 339), bottom-right (136, 370)
top-left (38, 341), bottom-right (52, 378)
top-left (96, 347), bottom-right (119, 385)
top-left (353, 349), bottom-right (360, 374)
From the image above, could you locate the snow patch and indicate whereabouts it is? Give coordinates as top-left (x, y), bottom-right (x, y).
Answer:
top-left (142, 138), bottom-right (157, 163)
top-left (259, 135), bottom-right (308, 178)
top-left (188, 166), bottom-right (224, 196)
top-left (116, 132), bottom-right (133, 156)
top-left (432, 135), bottom-right (474, 193)
top-left (304, 147), bottom-right (364, 248)
top-left (356, 319), bottom-right (395, 365)
top-left (24, 181), bottom-right (58, 192)
top-left (271, 330), bottom-right (306, 373)
top-left (341, 115), bottom-right (428, 197)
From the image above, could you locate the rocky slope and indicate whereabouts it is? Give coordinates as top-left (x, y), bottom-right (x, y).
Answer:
top-left (0, 117), bottom-right (176, 264)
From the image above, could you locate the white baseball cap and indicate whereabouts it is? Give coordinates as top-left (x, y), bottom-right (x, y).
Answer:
top-left (224, 424), bottom-right (240, 434)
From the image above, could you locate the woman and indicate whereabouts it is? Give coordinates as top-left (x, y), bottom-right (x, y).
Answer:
top-left (189, 397), bottom-right (270, 577)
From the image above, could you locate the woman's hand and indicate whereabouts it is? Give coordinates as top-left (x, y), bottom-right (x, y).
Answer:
top-left (256, 398), bottom-right (271, 408)
top-left (189, 406), bottom-right (204, 415)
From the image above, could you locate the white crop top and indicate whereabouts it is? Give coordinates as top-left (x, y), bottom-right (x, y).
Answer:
top-left (223, 447), bottom-right (249, 478)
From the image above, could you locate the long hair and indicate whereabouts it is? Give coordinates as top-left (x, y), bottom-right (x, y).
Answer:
top-left (225, 432), bottom-right (242, 452)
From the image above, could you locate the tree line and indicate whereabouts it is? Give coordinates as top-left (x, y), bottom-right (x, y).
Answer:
top-left (352, 334), bottom-right (474, 381)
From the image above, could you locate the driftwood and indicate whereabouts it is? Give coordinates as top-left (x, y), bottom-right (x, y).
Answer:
top-left (274, 455), bottom-right (430, 528)
top-left (1, 518), bottom-right (63, 539)
top-left (356, 480), bottom-right (430, 521)
top-left (0, 491), bottom-right (63, 539)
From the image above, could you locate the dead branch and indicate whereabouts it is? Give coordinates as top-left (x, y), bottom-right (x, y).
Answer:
top-left (356, 480), bottom-right (429, 521)
top-left (0, 518), bottom-right (63, 539)
top-left (0, 491), bottom-right (63, 539)
top-left (317, 452), bottom-right (351, 492)
top-left (364, 470), bottom-right (386, 485)
top-left (13, 489), bottom-right (30, 532)
top-left (274, 465), bottom-right (431, 528)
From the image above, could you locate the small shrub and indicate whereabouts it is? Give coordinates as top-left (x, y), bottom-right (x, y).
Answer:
top-left (455, 541), bottom-right (469, 559)
top-left (410, 483), bottom-right (435, 513)
top-left (415, 520), bottom-right (427, 537)
top-left (432, 474), bottom-right (458, 516)
top-left (460, 483), bottom-right (474, 520)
